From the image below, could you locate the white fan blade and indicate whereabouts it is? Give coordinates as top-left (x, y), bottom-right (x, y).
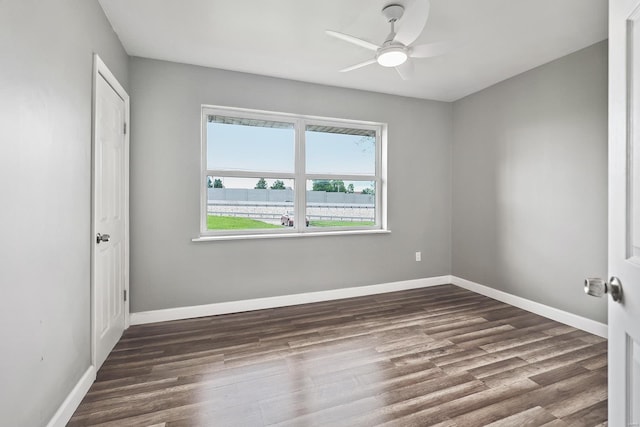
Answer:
top-left (394, 0), bottom-right (430, 46)
top-left (410, 41), bottom-right (451, 58)
top-left (326, 30), bottom-right (380, 51)
top-left (395, 60), bottom-right (415, 80)
top-left (340, 59), bottom-right (377, 73)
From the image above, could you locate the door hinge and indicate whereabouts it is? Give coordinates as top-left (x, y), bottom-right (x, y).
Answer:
top-left (123, 122), bottom-right (127, 135)
top-left (124, 289), bottom-right (127, 302)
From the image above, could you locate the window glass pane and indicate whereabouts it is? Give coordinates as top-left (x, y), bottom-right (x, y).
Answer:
top-left (305, 125), bottom-right (376, 175)
top-left (207, 115), bottom-right (295, 173)
top-left (305, 180), bottom-right (376, 228)
top-left (207, 176), bottom-right (294, 230)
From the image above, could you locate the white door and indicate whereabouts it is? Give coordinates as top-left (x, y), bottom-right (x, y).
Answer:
top-left (609, 0), bottom-right (640, 425)
top-left (92, 56), bottom-right (129, 370)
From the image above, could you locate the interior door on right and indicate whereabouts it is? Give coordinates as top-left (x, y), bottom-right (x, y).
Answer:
top-left (609, 0), bottom-right (640, 425)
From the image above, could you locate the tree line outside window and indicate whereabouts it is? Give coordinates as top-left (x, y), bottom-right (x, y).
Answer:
top-left (208, 177), bottom-right (374, 194)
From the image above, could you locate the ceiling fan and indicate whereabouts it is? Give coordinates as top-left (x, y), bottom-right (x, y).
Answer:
top-left (326, 0), bottom-right (448, 80)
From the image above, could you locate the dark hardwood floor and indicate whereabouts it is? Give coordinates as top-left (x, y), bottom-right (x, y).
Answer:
top-left (69, 284), bottom-right (608, 426)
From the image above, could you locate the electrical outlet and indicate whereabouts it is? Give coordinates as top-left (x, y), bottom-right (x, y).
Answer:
top-left (415, 251), bottom-right (421, 262)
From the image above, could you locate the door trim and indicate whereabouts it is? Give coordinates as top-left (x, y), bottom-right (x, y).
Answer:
top-left (91, 54), bottom-right (130, 368)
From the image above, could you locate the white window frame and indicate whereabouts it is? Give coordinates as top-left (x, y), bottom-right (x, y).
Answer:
top-left (199, 105), bottom-right (387, 239)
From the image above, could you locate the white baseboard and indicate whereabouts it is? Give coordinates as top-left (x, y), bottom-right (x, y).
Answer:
top-left (449, 275), bottom-right (608, 338)
top-left (130, 276), bottom-right (451, 325)
top-left (131, 274), bottom-right (608, 338)
top-left (46, 365), bottom-right (96, 427)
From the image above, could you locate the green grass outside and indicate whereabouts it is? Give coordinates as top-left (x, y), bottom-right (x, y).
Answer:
top-left (207, 215), bottom-right (375, 230)
top-left (309, 220), bottom-right (375, 227)
top-left (207, 215), bottom-right (281, 230)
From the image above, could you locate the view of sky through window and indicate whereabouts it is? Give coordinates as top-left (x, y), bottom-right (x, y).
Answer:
top-left (305, 129), bottom-right (376, 176)
top-left (207, 121), bottom-right (295, 172)
top-left (207, 121), bottom-right (376, 192)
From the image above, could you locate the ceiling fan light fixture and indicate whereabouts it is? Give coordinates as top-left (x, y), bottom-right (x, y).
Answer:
top-left (376, 46), bottom-right (408, 67)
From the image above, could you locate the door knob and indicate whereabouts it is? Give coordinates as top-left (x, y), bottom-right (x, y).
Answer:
top-left (96, 233), bottom-right (111, 244)
top-left (584, 276), bottom-right (623, 302)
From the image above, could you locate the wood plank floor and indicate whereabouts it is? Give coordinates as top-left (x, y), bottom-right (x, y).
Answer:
top-left (69, 285), bottom-right (608, 426)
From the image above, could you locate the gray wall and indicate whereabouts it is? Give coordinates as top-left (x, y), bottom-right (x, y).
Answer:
top-left (129, 57), bottom-right (453, 312)
top-left (0, 1), bottom-right (128, 425)
top-left (452, 41), bottom-right (608, 323)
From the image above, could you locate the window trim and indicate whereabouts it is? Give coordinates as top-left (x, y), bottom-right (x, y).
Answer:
top-left (200, 105), bottom-right (387, 238)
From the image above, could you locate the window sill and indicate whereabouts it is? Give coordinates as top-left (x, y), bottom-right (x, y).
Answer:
top-left (192, 229), bottom-right (391, 242)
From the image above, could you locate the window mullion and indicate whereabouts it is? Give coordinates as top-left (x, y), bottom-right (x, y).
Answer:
top-left (305, 173), bottom-right (376, 181)
top-left (295, 119), bottom-right (306, 232)
top-left (206, 170), bottom-right (296, 180)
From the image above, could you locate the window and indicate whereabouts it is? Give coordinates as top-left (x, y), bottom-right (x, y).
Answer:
top-left (200, 106), bottom-right (385, 237)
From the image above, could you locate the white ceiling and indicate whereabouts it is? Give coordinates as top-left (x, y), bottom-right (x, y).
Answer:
top-left (98, 0), bottom-right (607, 102)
